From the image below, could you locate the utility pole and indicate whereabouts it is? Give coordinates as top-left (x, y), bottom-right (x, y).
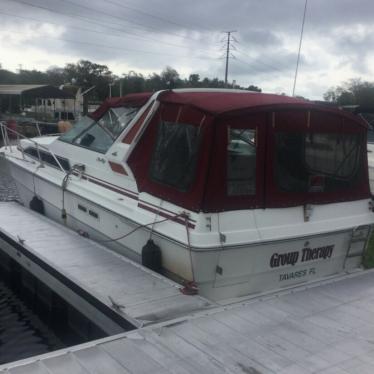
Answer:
top-left (223, 30), bottom-right (237, 87)
top-left (109, 83), bottom-right (114, 98)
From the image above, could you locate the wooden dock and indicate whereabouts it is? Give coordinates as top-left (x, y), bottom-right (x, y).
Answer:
top-left (1, 202), bottom-right (374, 373)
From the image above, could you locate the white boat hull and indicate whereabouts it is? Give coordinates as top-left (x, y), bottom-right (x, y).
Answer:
top-left (368, 144), bottom-right (374, 194)
top-left (6, 158), bottom-right (371, 301)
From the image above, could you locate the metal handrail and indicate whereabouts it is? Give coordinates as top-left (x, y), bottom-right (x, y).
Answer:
top-left (0, 121), bottom-right (67, 174)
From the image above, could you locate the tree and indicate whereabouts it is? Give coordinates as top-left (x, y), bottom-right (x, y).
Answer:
top-left (0, 69), bottom-right (18, 84)
top-left (145, 73), bottom-right (163, 92)
top-left (64, 60), bottom-right (114, 100)
top-left (46, 67), bottom-right (66, 86)
top-left (161, 66), bottom-right (181, 88)
top-left (0, 61), bottom-right (263, 99)
top-left (188, 74), bottom-right (200, 87)
top-left (247, 85), bottom-right (261, 92)
top-left (324, 79), bottom-right (374, 107)
top-left (119, 72), bottom-right (145, 96)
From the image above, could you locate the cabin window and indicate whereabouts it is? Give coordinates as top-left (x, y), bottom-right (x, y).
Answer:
top-left (24, 147), bottom-right (70, 171)
top-left (149, 121), bottom-right (201, 191)
top-left (227, 128), bottom-right (256, 196)
top-left (59, 107), bottom-right (139, 153)
top-left (275, 132), bottom-right (362, 193)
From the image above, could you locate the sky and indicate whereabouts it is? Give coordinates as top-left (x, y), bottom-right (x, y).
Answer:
top-left (0, 0), bottom-right (373, 100)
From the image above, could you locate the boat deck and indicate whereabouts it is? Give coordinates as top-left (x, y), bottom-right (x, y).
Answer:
top-left (1, 201), bottom-right (374, 373)
top-left (2, 270), bottom-right (374, 373)
top-left (0, 202), bottom-right (211, 329)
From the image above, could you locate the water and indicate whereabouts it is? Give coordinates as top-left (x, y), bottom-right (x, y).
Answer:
top-left (0, 161), bottom-right (106, 365)
top-left (0, 156), bottom-right (19, 202)
top-left (0, 280), bottom-right (64, 365)
top-left (0, 165), bottom-right (61, 364)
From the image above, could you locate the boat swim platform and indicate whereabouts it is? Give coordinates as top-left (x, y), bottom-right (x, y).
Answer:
top-left (2, 202), bottom-right (374, 373)
top-left (0, 201), bottom-right (212, 332)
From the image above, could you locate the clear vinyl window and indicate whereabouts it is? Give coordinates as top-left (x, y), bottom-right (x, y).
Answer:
top-left (227, 128), bottom-right (256, 196)
top-left (275, 132), bottom-right (362, 193)
top-left (149, 121), bottom-right (202, 191)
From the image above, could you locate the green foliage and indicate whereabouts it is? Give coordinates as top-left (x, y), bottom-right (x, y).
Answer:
top-left (0, 60), bottom-right (262, 100)
top-left (324, 78), bottom-right (374, 106)
top-left (64, 60), bottom-right (114, 101)
top-left (363, 231), bottom-right (374, 269)
top-left (0, 69), bottom-right (18, 83)
top-left (247, 85), bottom-right (262, 92)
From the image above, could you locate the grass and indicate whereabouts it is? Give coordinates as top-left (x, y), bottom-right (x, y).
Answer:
top-left (363, 231), bottom-right (374, 268)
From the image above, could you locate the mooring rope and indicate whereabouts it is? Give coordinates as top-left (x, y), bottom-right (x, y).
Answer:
top-left (184, 214), bottom-right (196, 282)
top-left (95, 211), bottom-right (186, 243)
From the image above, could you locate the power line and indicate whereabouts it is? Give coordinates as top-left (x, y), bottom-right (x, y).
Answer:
top-left (60, 0), bottom-right (197, 42)
top-left (0, 27), bottom-right (220, 62)
top-left (104, 0), bottom-right (215, 34)
top-left (235, 49), bottom-right (287, 74)
top-left (234, 34), bottom-right (297, 74)
top-left (0, 9), bottom-right (215, 53)
top-left (5, 0), bottom-right (220, 54)
top-left (8, 0), bottom-right (154, 38)
top-left (234, 57), bottom-right (284, 77)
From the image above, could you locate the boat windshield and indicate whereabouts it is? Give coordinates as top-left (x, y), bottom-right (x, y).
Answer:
top-left (59, 116), bottom-right (94, 143)
top-left (59, 107), bottom-right (139, 153)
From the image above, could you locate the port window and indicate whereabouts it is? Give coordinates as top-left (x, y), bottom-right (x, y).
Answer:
top-left (227, 128), bottom-right (256, 196)
top-left (275, 132), bottom-right (362, 193)
top-left (149, 121), bottom-right (202, 191)
top-left (24, 147), bottom-right (70, 171)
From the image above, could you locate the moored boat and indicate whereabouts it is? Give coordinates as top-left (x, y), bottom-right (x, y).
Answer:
top-left (1, 89), bottom-right (373, 301)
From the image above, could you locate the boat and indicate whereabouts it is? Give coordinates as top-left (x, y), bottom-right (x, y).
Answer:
top-left (1, 89), bottom-right (373, 301)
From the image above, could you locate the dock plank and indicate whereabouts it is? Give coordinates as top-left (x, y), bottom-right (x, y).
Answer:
top-left (3, 201), bottom-right (374, 373)
top-left (0, 202), bottom-right (211, 328)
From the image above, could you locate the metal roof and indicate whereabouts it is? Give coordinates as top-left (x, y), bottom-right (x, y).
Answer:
top-left (0, 85), bottom-right (74, 98)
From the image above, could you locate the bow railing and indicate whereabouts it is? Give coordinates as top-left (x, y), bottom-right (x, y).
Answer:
top-left (0, 121), bottom-right (67, 173)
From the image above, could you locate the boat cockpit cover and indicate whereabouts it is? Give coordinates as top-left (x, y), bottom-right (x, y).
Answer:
top-left (91, 92), bottom-right (153, 120)
top-left (128, 91), bottom-right (370, 212)
top-left (157, 91), bottom-right (308, 115)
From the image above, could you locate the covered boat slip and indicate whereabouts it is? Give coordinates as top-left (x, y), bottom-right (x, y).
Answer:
top-left (3, 269), bottom-right (374, 373)
top-left (0, 201), bottom-right (211, 331)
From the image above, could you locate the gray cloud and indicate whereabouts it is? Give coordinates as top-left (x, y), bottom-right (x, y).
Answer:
top-left (1, 0), bottom-right (374, 99)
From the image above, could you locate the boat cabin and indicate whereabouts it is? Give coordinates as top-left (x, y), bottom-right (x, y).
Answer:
top-left (68, 90), bottom-right (369, 213)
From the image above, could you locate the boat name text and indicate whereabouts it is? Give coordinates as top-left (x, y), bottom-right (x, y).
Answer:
top-left (270, 245), bottom-right (334, 268)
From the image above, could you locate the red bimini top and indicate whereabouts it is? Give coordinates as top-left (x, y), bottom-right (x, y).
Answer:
top-left (126, 90), bottom-right (370, 213)
top-left (158, 90), bottom-right (308, 115)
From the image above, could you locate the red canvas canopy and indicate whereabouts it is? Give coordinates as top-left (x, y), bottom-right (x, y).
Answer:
top-left (91, 92), bottom-right (153, 120)
top-left (158, 90), bottom-right (308, 115)
top-left (127, 91), bottom-right (370, 212)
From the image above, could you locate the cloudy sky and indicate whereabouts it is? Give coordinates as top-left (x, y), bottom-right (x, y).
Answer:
top-left (0, 0), bottom-right (373, 99)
